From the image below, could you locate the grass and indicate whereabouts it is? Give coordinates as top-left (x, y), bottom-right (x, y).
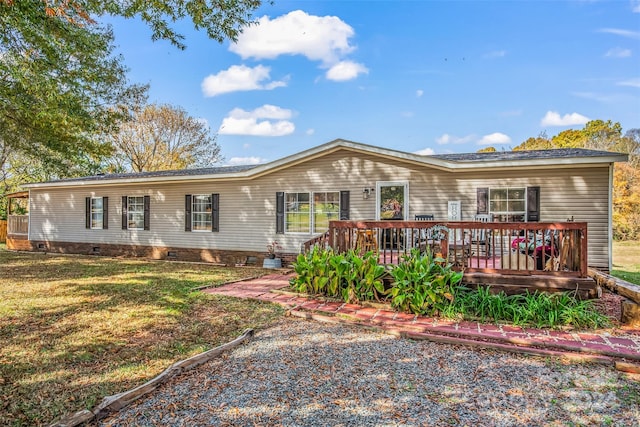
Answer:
top-left (0, 248), bottom-right (284, 426)
top-left (612, 240), bottom-right (640, 285)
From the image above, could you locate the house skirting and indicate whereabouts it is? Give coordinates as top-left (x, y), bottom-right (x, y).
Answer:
top-left (7, 239), bottom-right (296, 267)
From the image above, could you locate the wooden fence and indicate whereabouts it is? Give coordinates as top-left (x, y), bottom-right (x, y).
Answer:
top-left (0, 220), bottom-right (6, 243)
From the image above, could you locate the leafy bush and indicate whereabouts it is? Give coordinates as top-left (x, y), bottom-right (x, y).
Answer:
top-left (290, 247), bottom-right (386, 304)
top-left (387, 248), bottom-right (463, 315)
top-left (291, 247), bottom-right (608, 329)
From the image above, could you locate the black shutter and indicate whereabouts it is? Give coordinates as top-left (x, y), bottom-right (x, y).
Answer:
top-left (143, 195), bottom-right (150, 230)
top-left (276, 192), bottom-right (285, 234)
top-left (85, 197), bottom-right (91, 229)
top-left (212, 193), bottom-right (219, 232)
top-left (477, 188), bottom-right (489, 214)
top-left (340, 190), bottom-right (350, 220)
top-left (103, 197), bottom-right (108, 229)
top-left (121, 196), bottom-right (128, 230)
top-left (185, 195), bottom-right (192, 232)
top-left (527, 186), bottom-right (540, 222)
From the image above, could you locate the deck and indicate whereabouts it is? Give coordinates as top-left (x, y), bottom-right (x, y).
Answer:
top-left (303, 220), bottom-right (597, 298)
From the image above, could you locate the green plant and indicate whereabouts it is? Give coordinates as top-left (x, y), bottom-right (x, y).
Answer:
top-left (290, 248), bottom-right (386, 303)
top-left (387, 248), bottom-right (463, 315)
top-left (448, 286), bottom-right (610, 329)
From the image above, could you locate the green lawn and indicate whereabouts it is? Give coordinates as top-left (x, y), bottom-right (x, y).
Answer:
top-left (0, 249), bottom-right (284, 426)
top-left (612, 240), bottom-right (640, 285)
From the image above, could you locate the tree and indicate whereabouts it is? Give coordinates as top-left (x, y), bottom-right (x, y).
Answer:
top-left (513, 132), bottom-right (553, 151)
top-left (106, 104), bottom-right (222, 173)
top-left (477, 146), bottom-right (497, 153)
top-left (30, 0), bottom-right (265, 50)
top-left (0, 1), bottom-right (146, 176)
top-left (613, 162), bottom-right (640, 240)
top-left (1, 0), bottom-right (263, 178)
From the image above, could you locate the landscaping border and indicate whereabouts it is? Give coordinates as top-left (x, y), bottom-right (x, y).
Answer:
top-left (49, 329), bottom-right (255, 427)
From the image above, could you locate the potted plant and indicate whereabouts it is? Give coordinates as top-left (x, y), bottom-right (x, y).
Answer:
top-left (263, 241), bottom-right (282, 268)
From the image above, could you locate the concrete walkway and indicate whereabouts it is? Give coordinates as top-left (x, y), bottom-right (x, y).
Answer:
top-left (204, 273), bottom-right (640, 368)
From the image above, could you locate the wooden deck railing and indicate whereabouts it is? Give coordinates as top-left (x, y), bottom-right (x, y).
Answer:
top-left (301, 220), bottom-right (588, 278)
top-left (7, 215), bottom-right (29, 236)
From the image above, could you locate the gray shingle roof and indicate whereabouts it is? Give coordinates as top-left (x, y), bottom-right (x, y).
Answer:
top-left (46, 165), bottom-right (257, 183)
top-left (430, 148), bottom-right (618, 162)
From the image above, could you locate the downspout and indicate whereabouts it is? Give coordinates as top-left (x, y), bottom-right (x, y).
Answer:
top-left (608, 163), bottom-right (614, 272)
top-left (27, 189), bottom-right (32, 243)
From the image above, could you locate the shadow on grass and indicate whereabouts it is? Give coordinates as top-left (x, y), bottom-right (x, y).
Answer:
top-left (0, 251), bottom-right (283, 426)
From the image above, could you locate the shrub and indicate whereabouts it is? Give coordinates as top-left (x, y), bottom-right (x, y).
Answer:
top-left (387, 248), bottom-right (463, 315)
top-left (290, 247), bottom-right (386, 304)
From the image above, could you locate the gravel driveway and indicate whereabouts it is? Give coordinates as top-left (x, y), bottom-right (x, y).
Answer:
top-left (97, 318), bottom-right (640, 426)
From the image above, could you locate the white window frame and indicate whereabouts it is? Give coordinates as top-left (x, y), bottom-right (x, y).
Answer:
top-left (489, 187), bottom-right (526, 222)
top-left (285, 192), bottom-right (311, 234)
top-left (90, 197), bottom-right (104, 230)
top-left (192, 194), bottom-right (212, 232)
top-left (127, 196), bottom-right (145, 230)
top-left (313, 191), bottom-right (341, 233)
top-left (284, 191), bottom-right (341, 234)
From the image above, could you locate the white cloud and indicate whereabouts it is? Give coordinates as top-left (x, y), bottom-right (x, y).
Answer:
top-left (414, 147), bottom-right (435, 155)
top-left (218, 105), bottom-right (295, 137)
top-left (201, 64), bottom-right (287, 97)
top-left (605, 47), bottom-right (632, 58)
top-left (598, 28), bottom-right (640, 39)
top-left (540, 111), bottom-right (590, 126)
top-left (632, 0), bottom-right (640, 13)
top-left (230, 10), bottom-right (356, 65)
top-left (416, 89), bottom-right (424, 97)
top-left (306, 128), bottom-right (315, 135)
top-left (483, 50), bottom-right (507, 59)
top-left (478, 132), bottom-right (511, 145)
top-left (617, 78), bottom-right (640, 88)
top-left (436, 133), bottom-right (476, 145)
top-left (226, 156), bottom-right (267, 166)
top-left (325, 60), bottom-right (368, 81)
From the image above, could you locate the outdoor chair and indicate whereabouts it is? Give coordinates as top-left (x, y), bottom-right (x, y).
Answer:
top-left (470, 214), bottom-right (491, 257)
top-left (415, 214), bottom-right (434, 220)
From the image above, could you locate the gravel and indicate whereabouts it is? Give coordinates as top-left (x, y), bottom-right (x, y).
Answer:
top-left (97, 318), bottom-right (640, 427)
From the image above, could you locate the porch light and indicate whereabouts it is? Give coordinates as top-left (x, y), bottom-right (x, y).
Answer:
top-left (362, 188), bottom-right (374, 199)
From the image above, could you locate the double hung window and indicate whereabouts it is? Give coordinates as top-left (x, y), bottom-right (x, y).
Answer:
top-left (284, 191), bottom-right (340, 233)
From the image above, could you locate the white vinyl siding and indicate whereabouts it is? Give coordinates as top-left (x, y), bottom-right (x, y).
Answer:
top-left (26, 149), bottom-right (614, 269)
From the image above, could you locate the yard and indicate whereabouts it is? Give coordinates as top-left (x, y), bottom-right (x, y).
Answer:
top-left (612, 240), bottom-right (640, 286)
top-left (0, 247), bottom-right (284, 426)
top-left (0, 242), bottom-right (638, 426)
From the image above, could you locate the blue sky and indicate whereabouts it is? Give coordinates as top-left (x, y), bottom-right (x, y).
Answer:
top-left (107, 1), bottom-right (640, 166)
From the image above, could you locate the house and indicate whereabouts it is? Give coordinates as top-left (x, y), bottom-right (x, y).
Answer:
top-left (7, 139), bottom-right (627, 272)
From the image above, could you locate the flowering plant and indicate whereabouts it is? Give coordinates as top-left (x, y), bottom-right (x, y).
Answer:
top-left (267, 241), bottom-right (281, 258)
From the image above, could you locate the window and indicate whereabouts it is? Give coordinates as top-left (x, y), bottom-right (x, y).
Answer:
top-left (282, 192), bottom-right (341, 233)
top-left (121, 196), bottom-right (149, 230)
top-left (127, 196), bottom-right (145, 230)
top-left (192, 195), bottom-right (212, 231)
top-left (489, 188), bottom-right (525, 222)
top-left (313, 192), bottom-right (340, 233)
top-left (85, 197), bottom-right (108, 230)
top-left (285, 192), bottom-right (310, 233)
top-left (185, 194), bottom-right (219, 232)
top-left (91, 198), bottom-right (103, 229)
